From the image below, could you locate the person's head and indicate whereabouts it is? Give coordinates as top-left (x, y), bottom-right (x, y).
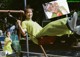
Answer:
top-left (24, 7), bottom-right (33, 20)
top-left (52, 2), bottom-right (59, 13)
top-left (6, 31), bottom-right (11, 37)
top-left (46, 3), bottom-right (53, 12)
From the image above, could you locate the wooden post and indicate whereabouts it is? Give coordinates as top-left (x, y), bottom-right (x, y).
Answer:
top-left (39, 45), bottom-right (48, 57)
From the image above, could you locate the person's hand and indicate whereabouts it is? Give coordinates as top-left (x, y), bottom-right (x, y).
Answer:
top-left (17, 20), bottom-right (21, 25)
top-left (20, 10), bottom-right (24, 14)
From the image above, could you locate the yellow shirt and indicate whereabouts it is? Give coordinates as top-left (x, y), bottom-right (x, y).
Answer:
top-left (22, 20), bottom-right (42, 44)
top-left (3, 37), bottom-right (13, 54)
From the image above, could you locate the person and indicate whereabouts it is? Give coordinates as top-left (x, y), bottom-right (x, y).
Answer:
top-left (17, 7), bottom-right (42, 44)
top-left (43, 3), bottom-right (53, 19)
top-left (17, 7), bottom-right (80, 44)
top-left (3, 31), bottom-right (13, 55)
top-left (51, 1), bottom-right (68, 18)
top-left (11, 30), bottom-right (21, 56)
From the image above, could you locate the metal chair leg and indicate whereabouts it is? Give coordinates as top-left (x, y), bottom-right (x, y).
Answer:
top-left (26, 33), bottom-right (29, 57)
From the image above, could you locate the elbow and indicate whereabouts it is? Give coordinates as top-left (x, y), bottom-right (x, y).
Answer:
top-left (22, 33), bottom-right (26, 37)
top-left (23, 34), bottom-right (26, 37)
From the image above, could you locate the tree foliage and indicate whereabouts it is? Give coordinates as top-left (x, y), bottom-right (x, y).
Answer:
top-left (0, 0), bottom-right (24, 10)
top-left (0, 0), bottom-right (11, 9)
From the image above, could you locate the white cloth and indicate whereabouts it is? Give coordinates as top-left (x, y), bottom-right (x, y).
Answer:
top-left (68, 12), bottom-right (80, 35)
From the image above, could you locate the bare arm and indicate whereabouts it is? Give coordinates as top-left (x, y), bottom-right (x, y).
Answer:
top-left (17, 20), bottom-right (26, 36)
